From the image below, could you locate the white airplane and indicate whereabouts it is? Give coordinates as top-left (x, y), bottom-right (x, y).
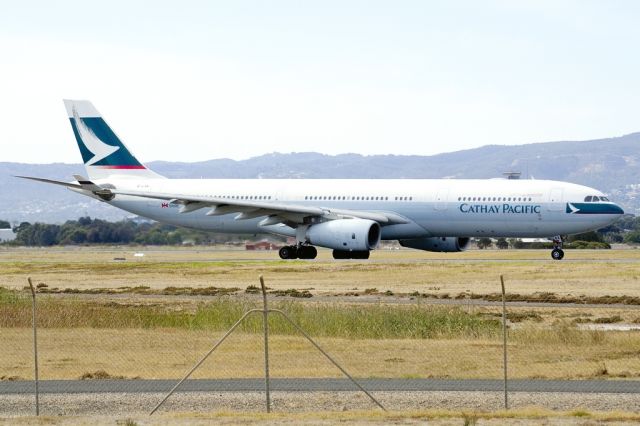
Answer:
top-left (18, 100), bottom-right (624, 261)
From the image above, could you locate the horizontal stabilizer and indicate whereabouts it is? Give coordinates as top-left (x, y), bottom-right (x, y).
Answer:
top-left (15, 175), bottom-right (84, 190)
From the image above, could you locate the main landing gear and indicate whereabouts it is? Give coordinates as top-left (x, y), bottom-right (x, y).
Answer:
top-left (332, 250), bottom-right (370, 260)
top-left (278, 244), bottom-right (317, 260)
top-left (551, 235), bottom-right (565, 261)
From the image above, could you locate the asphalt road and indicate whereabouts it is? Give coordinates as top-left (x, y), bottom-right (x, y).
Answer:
top-left (2, 378), bottom-right (639, 394)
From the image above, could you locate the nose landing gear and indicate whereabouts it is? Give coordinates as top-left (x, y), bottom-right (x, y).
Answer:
top-left (551, 235), bottom-right (565, 260)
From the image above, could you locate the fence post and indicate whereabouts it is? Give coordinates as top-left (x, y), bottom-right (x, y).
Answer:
top-left (259, 275), bottom-right (271, 413)
top-left (500, 274), bottom-right (509, 410)
top-left (27, 277), bottom-right (39, 416)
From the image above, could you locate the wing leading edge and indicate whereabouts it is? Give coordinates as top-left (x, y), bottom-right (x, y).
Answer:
top-left (110, 188), bottom-right (409, 226)
top-left (15, 175), bottom-right (411, 227)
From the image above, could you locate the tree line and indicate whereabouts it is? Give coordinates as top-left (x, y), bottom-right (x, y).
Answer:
top-left (4, 217), bottom-right (258, 246)
top-left (2, 214), bottom-right (639, 247)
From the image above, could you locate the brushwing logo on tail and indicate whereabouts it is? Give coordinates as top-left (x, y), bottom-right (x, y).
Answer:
top-left (72, 107), bottom-right (120, 166)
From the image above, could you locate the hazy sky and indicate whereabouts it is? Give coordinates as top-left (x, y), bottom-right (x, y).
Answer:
top-left (1, 1), bottom-right (639, 163)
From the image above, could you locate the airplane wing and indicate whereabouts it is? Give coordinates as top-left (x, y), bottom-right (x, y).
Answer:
top-left (110, 187), bottom-right (410, 226)
top-left (16, 175), bottom-right (410, 227)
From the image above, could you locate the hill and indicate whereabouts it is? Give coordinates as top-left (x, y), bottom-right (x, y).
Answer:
top-left (2, 132), bottom-right (639, 223)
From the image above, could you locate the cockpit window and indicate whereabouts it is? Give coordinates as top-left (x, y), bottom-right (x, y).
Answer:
top-left (584, 195), bottom-right (610, 202)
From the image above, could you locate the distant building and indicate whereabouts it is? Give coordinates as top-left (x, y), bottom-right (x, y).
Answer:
top-left (0, 229), bottom-right (16, 242)
top-left (245, 240), bottom-right (282, 251)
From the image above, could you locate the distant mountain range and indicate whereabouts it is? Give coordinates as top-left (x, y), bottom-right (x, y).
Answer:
top-left (2, 132), bottom-right (639, 223)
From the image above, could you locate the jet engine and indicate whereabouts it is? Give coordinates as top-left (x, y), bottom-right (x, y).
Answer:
top-left (399, 237), bottom-right (470, 252)
top-left (306, 219), bottom-right (381, 251)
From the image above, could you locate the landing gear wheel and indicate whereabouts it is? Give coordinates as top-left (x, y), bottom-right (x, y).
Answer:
top-left (332, 250), bottom-right (348, 259)
top-left (551, 248), bottom-right (564, 261)
top-left (278, 245), bottom-right (298, 260)
top-left (332, 250), bottom-right (370, 259)
top-left (352, 250), bottom-right (370, 259)
top-left (298, 245), bottom-right (317, 259)
top-left (550, 235), bottom-right (566, 261)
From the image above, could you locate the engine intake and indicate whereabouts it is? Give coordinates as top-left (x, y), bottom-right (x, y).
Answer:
top-left (399, 237), bottom-right (470, 252)
top-left (306, 219), bottom-right (381, 251)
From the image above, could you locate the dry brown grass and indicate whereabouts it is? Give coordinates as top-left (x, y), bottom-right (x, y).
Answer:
top-left (1, 247), bottom-right (639, 298)
top-left (3, 407), bottom-right (640, 425)
top-left (3, 327), bottom-right (640, 381)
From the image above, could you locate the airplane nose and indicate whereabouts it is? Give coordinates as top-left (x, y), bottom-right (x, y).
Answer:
top-left (612, 203), bottom-right (625, 215)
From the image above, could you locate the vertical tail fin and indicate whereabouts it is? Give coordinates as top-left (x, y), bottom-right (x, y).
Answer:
top-left (63, 100), bottom-right (164, 180)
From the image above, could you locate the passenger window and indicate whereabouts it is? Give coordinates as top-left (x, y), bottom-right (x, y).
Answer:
top-left (602, 196), bottom-right (609, 201)
top-left (585, 196), bottom-right (592, 202)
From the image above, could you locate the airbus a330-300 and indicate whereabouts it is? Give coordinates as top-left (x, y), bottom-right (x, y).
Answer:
top-left (18, 100), bottom-right (625, 260)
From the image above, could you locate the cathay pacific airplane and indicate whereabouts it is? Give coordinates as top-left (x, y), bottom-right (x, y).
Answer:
top-left (18, 100), bottom-right (624, 261)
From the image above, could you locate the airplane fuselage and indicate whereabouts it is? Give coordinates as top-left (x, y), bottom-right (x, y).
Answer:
top-left (88, 177), bottom-right (621, 239)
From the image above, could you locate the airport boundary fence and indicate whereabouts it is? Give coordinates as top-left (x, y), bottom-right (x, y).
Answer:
top-left (2, 275), bottom-right (640, 416)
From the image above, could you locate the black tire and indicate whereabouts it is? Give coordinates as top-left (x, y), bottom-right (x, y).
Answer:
top-left (298, 246), bottom-right (318, 259)
top-left (551, 248), bottom-right (564, 261)
top-left (354, 250), bottom-right (370, 259)
top-left (306, 246), bottom-right (317, 259)
top-left (332, 249), bottom-right (348, 259)
top-left (333, 250), bottom-right (369, 259)
top-left (279, 246), bottom-right (298, 260)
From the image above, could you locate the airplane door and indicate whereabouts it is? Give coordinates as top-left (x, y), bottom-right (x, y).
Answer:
top-left (434, 188), bottom-right (449, 211)
top-left (547, 188), bottom-right (564, 211)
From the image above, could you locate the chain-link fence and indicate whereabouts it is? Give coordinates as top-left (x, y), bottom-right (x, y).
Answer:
top-left (2, 278), bottom-right (640, 416)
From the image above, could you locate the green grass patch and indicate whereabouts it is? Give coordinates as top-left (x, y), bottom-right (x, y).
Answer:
top-left (0, 288), bottom-right (500, 339)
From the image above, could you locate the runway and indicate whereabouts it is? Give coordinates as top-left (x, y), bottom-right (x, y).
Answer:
top-left (2, 378), bottom-right (639, 394)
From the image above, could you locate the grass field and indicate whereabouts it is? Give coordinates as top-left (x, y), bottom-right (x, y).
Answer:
top-left (2, 287), bottom-right (640, 381)
top-left (4, 408), bottom-right (640, 426)
top-left (2, 247), bottom-right (640, 408)
top-left (1, 247), bottom-right (639, 298)
top-left (5, 408), bottom-right (640, 426)
top-left (3, 327), bottom-right (640, 381)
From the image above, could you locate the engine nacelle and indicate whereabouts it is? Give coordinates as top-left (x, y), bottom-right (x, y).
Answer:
top-left (306, 219), bottom-right (381, 251)
top-left (399, 237), bottom-right (471, 252)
